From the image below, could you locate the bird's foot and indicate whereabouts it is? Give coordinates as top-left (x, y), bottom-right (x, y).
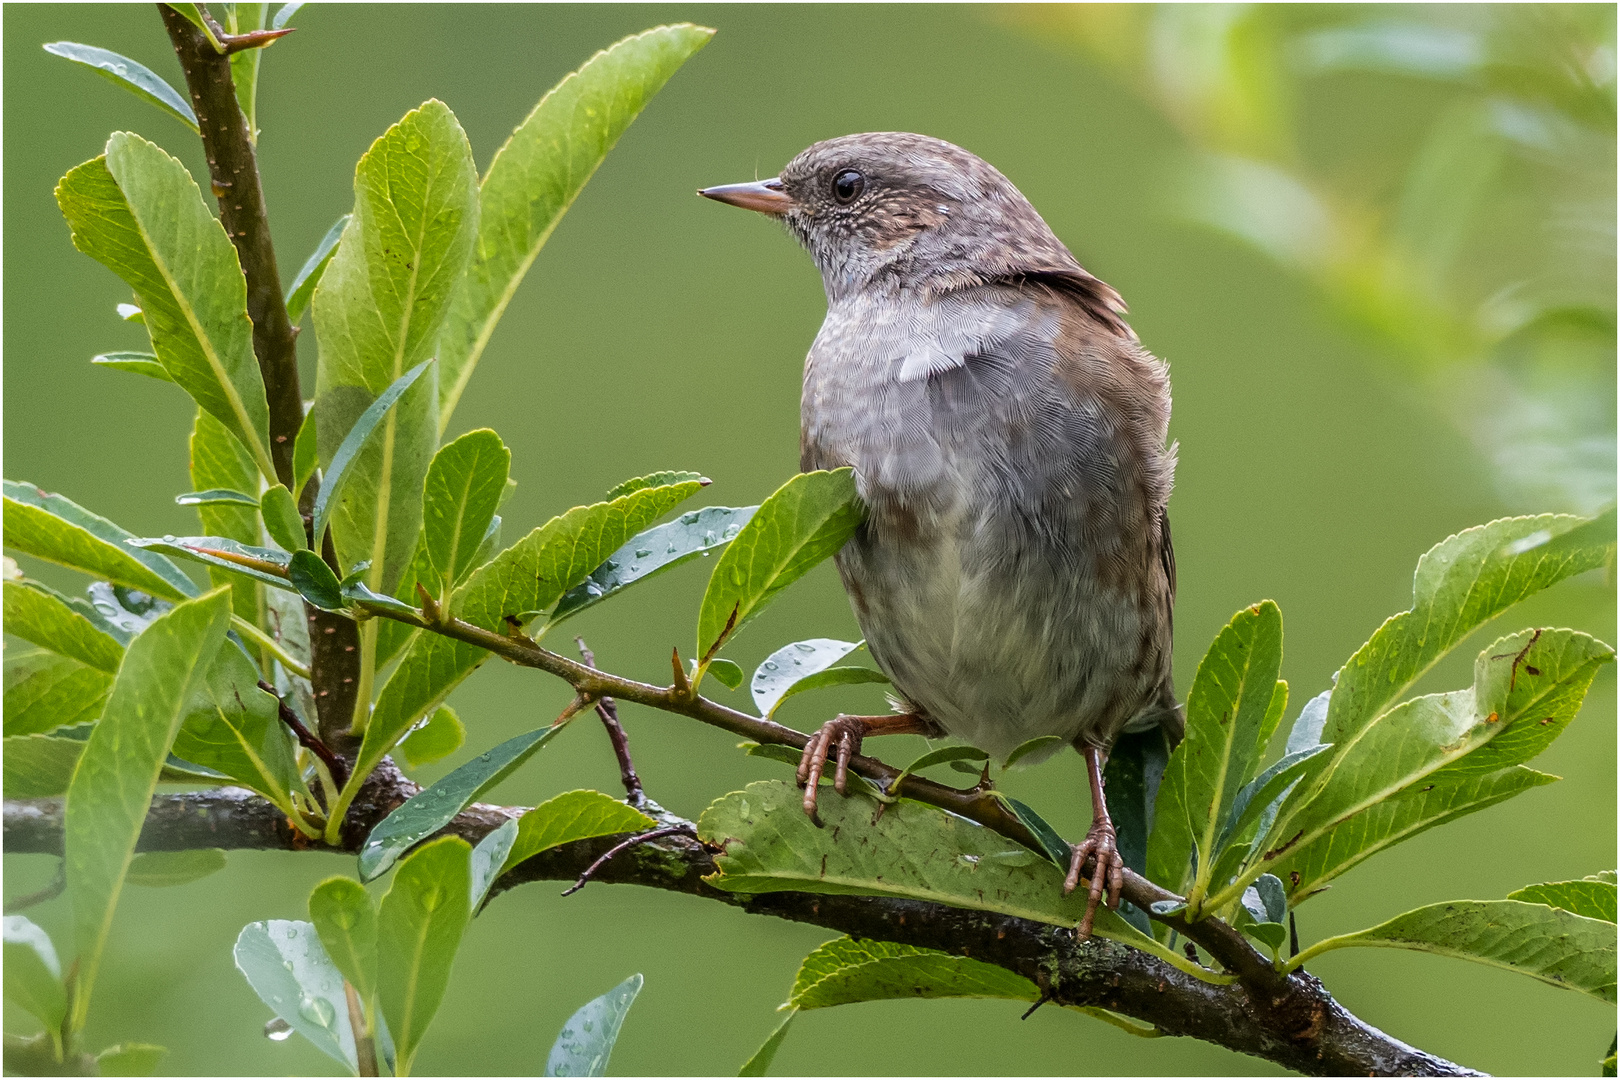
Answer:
top-left (1063, 818), bottom-right (1125, 939)
top-left (796, 714), bottom-right (869, 819)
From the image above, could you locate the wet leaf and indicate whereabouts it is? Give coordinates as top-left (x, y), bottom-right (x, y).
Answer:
top-left (399, 704), bottom-right (465, 770)
top-left (357, 479), bottom-right (702, 805)
top-left (552, 505), bottom-right (755, 626)
top-left (129, 535), bottom-right (293, 592)
top-left (67, 589), bottom-right (232, 1030)
top-left (697, 469), bottom-right (864, 663)
top-left (3, 480), bottom-right (197, 600)
top-left (788, 936), bottom-right (1037, 1009)
top-left (359, 724), bottom-right (569, 881)
top-left (1148, 601), bottom-right (1283, 907)
top-left (287, 550), bottom-right (343, 611)
top-left (125, 848), bottom-right (227, 887)
top-left (174, 489), bottom-right (260, 508)
top-left (308, 876), bottom-right (377, 1001)
top-left (284, 214), bottom-right (349, 324)
top-left (436, 24), bottom-right (714, 427)
top-left (43, 42), bottom-right (197, 131)
top-left (544, 973), bottom-right (642, 1078)
top-left (499, 789), bottom-right (655, 876)
top-left (750, 638), bottom-right (881, 718)
top-left (421, 429), bottom-right (510, 601)
top-left (377, 836), bottom-right (473, 1074)
top-left (470, 818), bottom-right (519, 911)
top-left (1289, 898), bottom-right (1616, 1002)
top-left (233, 919), bottom-right (356, 1070)
top-left (312, 98), bottom-right (474, 593)
top-left (1509, 879), bottom-right (1617, 923)
top-left (56, 138), bottom-right (276, 479)
top-left (190, 410), bottom-right (264, 619)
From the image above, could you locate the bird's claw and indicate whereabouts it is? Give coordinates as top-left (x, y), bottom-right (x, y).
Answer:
top-left (796, 715), bottom-right (866, 817)
top-left (1063, 819), bottom-right (1125, 939)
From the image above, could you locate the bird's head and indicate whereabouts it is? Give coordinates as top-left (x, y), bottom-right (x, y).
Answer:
top-left (700, 132), bottom-right (1114, 312)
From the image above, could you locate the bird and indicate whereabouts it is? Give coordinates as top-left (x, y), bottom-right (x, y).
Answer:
top-left (699, 132), bottom-right (1180, 937)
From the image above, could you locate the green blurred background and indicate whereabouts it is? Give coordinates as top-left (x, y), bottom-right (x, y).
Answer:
top-left (4, 4), bottom-right (1614, 1075)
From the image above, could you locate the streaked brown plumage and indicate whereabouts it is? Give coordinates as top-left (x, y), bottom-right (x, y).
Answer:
top-left (701, 133), bottom-right (1180, 936)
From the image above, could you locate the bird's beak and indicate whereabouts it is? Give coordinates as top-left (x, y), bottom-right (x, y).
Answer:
top-left (698, 177), bottom-right (792, 215)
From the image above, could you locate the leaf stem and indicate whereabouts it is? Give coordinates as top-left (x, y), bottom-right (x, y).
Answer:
top-left (230, 614), bottom-right (308, 678)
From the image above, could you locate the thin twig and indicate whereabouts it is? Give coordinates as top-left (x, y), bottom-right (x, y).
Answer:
top-left (560, 825), bottom-right (696, 896)
top-left (258, 680), bottom-right (349, 790)
top-left (575, 637), bottom-right (644, 807)
top-left (4, 863), bottom-right (64, 914)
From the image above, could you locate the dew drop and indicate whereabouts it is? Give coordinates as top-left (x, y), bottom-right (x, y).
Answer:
top-left (299, 994), bottom-right (336, 1029)
top-left (635, 548), bottom-right (652, 558)
top-left (703, 531), bottom-right (716, 545)
top-left (794, 642), bottom-right (816, 653)
top-left (665, 543), bottom-right (678, 554)
top-left (680, 512), bottom-right (700, 525)
top-left (264, 1018), bottom-right (294, 1041)
top-left (763, 661), bottom-right (778, 671)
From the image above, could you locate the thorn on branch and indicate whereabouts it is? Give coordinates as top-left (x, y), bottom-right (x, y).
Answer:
top-left (671, 646), bottom-right (692, 701)
top-left (259, 680), bottom-right (350, 790)
top-left (561, 825), bottom-right (696, 896)
top-left (575, 637), bottom-right (645, 807)
top-left (1020, 990), bottom-right (1054, 1020)
top-left (414, 581), bottom-right (441, 625)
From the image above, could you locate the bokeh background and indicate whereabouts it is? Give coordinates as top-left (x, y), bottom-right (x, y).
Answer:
top-left (4, 4), bottom-right (1614, 1075)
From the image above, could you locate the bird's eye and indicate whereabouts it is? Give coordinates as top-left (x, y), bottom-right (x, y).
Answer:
top-left (832, 170), bottom-right (865, 204)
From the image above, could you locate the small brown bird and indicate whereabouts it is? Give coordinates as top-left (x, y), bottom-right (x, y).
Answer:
top-left (701, 133), bottom-right (1180, 937)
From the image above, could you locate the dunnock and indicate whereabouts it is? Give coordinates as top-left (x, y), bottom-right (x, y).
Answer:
top-left (701, 133), bottom-right (1180, 936)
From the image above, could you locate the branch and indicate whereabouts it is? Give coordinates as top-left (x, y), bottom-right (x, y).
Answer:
top-left (3, 784), bottom-right (1478, 1077)
top-left (160, 3), bottom-right (362, 748)
top-left (352, 599), bottom-right (1278, 988)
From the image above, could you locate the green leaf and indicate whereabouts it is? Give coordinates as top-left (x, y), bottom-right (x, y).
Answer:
top-left (887, 745), bottom-right (989, 793)
top-left (700, 782), bottom-right (1220, 982)
top-left (436, 24), bottom-right (714, 428)
top-left (749, 639), bottom-right (889, 718)
top-left (999, 795), bottom-right (1073, 869)
top-left (1288, 899), bottom-right (1616, 1002)
top-left (310, 358), bottom-right (436, 570)
top-left (125, 848), bottom-right (227, 887)
top-left (544, 973), bottom-right (642, 1078)
top-left (233, 919), bottom-right (358, 1071)
top-left (737, 1008), bottom-right (796, 1077)
top-left (359, 724), bottom-right (569, 881)
top-left (57, 138), bottom-right (276, 480)
top-left (91, 350), bottom-right (172, 381)
top-left (116, 302), bottom-right (143, 322)
top-left (552, 505), bottom-right (755, 626)
top-left (291, 409), bottom-right (318, 501)
top-left (355, 479), bottom-right (703, 808)
top-left (1323, 511), bottom-right (1614, 748)
top-left (190, 410), bottom-right (263, 619)
top-left (788, 936), bottom-right (1037, 1009)
top-left (709, 658), bottom-right (745, 689)
top-left (175, 489), bottom-right (259, 508)
top-left (66, 588), bottom-right (233, 1030)
top-left (697, 469), bottom-right (864, 663)
top-left (284, 215), bottom-right (349, 325)
top-left (42, 42), bottom-right (197, 131)
top-left (399, 704), bottom-right (465, 770)
top-left (1214, 742), bottom-right (1332, 859)
top-left (4, 651), bottom-right (113, 736)
top-left (422, 430), bottom-right (510, 600)
top-left (170, 641), bottom-right (300, 813)
top-left (469, 817), bottom-right (519, 911)
top-left (1253, 629), bottom-right (1612, 903)
top-left (95, 1043), bottom-right (167, 1076)
top-left (4, 480), bottom-right (198, 600)
top-left (1004, 735), bottom-right (1067, 770)
top-left (377, 835), bottom-right (473, 1075)
top-left (260, 484), bottom-right (306, 552)
top-left (1100, 726), bottom-right (1175, 935)
top-left (128, 535), bottom-right (292, 593)
top-left (499, 789), bottom-right (656, 876)
top-left (1509, 879), bottom-right (1617, 923)
top-left (308, 876), bottom-right (378, 1001)
top-left (4, 734), bottom-right (89, 797)
top-left (3, 915), bottom-right (66, 1038)
top-left (3, 581), bottom-right (125, 673)
top-left (1149, 602), bottom-right (1283, 908)
top-left (313, 98), bottom-right (476, 593)
top-left (605, 471), bottom-right (707, 501)
top-left (271, 1), bottom-right (304, 30)
top-left (287, 550), bottom-right (343, 610)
